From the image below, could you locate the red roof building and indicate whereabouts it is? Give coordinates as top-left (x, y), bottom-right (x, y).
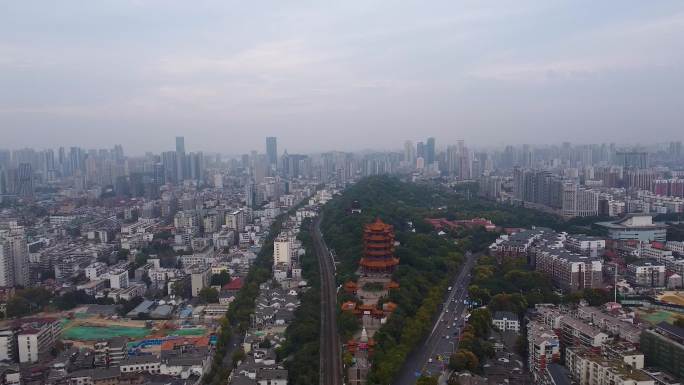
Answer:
top-left (222, 277), bottom-right (244, 292)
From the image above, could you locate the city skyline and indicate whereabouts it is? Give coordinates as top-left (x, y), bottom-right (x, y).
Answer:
top-left (3, 2), bottom-right (684, 384)
top-left (1, 136), bottom-right (683, 157)
top-left (2, 1), bottom-right (684, 153)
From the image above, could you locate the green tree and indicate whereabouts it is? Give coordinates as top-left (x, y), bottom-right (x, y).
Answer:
top-left (231, 349), bottom-right (246, 367)
top-left (468, 285), bottom-right (491, 305)
top-left (135, 253), bottom-right (149, 268)
top-left (449, 349), bottom-right (479, 372)
top-left (469, 308), bottom-right (492, 338)
top-left (171, 279), bottom-right (190, 298)
top-left (338, 310), bottom-right (361, 340)
top-left (54, 290), bottom-right (96, 310)
top-left (6, 296), bottom-right (32, 318)
top-left (210, 271), bottom-right (231, 286)
top-left (198, 287), bottom-right (219, 303)
top-left (417, 375), bottom-right (439, 385)
top-left (582, 288), bottom-right (612, 306)
top-left (5, 287), bottom-right (55, 317)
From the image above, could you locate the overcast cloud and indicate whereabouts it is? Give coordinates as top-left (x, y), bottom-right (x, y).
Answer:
top-left (1, 1), bottom-right (683, 154)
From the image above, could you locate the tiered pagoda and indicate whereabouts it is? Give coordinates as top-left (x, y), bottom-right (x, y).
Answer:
top-left (359, 218), bottom-right (399, 274)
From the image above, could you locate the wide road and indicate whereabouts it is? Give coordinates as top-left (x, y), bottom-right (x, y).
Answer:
top-left (394, 251), bottom-right (478, 385)
top-left (313, 214), bottom-right (343, 385)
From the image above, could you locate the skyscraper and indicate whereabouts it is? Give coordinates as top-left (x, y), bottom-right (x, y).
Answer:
top-left (17, 163), bottom-right (34, 198)
top-left (266, 137), bottom-right (278, 169)
top-left (0, 240), bottom-right (12, 287)
top-left (615, 151), bottom-right (648, 169)
top-left (416, 142), bottom-right (425, 160)
top-left (245, 182), bottom-right (255, 208)
top-left (9, 232), bottom-right (29, 287)
top-left (162, 151), bottom-right (177, 184)
top-left (175, 136), bottom-right (186, 182)
top-left (403, 140), bottom-right (415, 167)
top-left (0, 168), bottom-right (6, 195)
top-left (426, 137), bottom-right (436, 165)
top-left (0, 230), bottom-right (29, 287)
top-left (175, 136), bottom-right (185, 153)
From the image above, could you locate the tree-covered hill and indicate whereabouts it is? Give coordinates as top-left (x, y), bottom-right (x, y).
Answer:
top-left (321, 176), bottom-right (463, 384)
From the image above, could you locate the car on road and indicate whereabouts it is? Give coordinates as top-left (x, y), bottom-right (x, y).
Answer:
top-left (428, 358), bottom-right (433, 363)
top-left (448, 286), bottom-right (452, 291)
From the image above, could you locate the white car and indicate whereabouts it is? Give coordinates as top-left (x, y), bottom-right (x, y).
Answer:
top-left (445, 310), bottom-right (449, 313)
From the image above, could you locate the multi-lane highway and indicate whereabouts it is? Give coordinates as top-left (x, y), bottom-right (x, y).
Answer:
top-left (394, 251), bottom-right (477, 385)
top-left (313, 215), bottom-right (343, 385)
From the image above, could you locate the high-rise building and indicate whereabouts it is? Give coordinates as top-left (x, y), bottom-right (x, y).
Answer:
top-left (0, 230), bottom-right (29, 287)
top-left (0, 241), bottom-right (13, 287)
top-left (175, 136), bottom-right (186, 182)
top-left (615, 151), bottom-right (648, 169)
top-left (266, 137), bottom-right (278, 169)
top-left (175, 136), bottom-right (185, 154)
top-left (161, 151), bottom-right (177, 184)
top-left (0, 168), bottom-right (5, 197)
top-left (188, 152), bottom-right (204, 183)
top-left (16, 163), bottom-right (34, 198)
top-left (640, 322), bottom-right (684, 379)
top-left (416, 142), bottom-right (425, 160)
top-left (273, 234), bottom-right (292, 266)
top-left (403, 140), bottom-right (415, 167)
top-left (426, 137), bottom-right (435, 165)
top-left (446, 145), bottom-right (458, 176)
top-left (190, 267), bottom-right (211, 297)
top-left (245, 182), bottom-right (255, 208)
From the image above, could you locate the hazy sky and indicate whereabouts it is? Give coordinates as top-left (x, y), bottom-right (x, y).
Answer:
top-left (1, 1), bottom-right (683, 154)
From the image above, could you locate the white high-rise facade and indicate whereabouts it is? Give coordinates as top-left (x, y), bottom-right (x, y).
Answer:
top-left (0, 229), bottom-right (29, 287)
top-left (0, 241), bottom-right (13, 287)
top-left (273, 234), bottom-right (292, 266)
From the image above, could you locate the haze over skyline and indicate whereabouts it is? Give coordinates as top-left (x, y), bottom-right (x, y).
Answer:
top-left (2, 0), bottom-right (683, 154)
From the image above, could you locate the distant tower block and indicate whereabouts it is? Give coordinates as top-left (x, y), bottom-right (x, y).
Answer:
top-left (359, 218), bottom-right (399, 274)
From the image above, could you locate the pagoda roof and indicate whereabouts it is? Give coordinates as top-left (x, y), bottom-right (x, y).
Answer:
top-left (360, 257), bottom-right (400, 268)
top-left (365, 218), bottom-right (393, 232)
top-left (341, 301), bottom-right (357, 312)
top-left (365, 234), bottom-right (394, 241)
top-left (365, 249), bottom-right (395, 257)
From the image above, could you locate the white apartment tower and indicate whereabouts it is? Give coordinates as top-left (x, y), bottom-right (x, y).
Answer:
top-left (0, 230), bottom-right (29, 287)
top-left (273, 234), bottom-right (292, 266)
top-left (0, 241), bottom-right (13, 287)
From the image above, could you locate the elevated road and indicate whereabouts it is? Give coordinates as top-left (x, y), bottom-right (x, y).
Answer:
top-left (313, 215), bottom-right (343, 385)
